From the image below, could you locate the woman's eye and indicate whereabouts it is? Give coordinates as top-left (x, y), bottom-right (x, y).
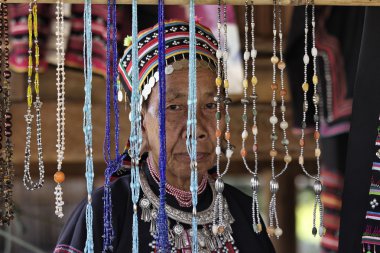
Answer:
top-left (167, 104), bottom-right (182, 111)
top-left (205, 103), bottom-right (217, 109)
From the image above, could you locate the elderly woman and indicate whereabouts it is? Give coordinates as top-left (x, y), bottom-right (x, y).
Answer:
top-left (54, 20), bottom-right (275, 253)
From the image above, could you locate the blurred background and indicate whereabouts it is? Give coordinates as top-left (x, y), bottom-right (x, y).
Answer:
top-left (0, 3), bottom-right (364, 253)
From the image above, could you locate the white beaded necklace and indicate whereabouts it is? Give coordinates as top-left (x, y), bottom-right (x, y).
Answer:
top-left (241, 0), bottom-right (262, 234)
top-left (298, 0), bottom-right (325, 237)
top-left (53, 0), bottom-right (66, 218)
top-left (213, 0), bottom-right (233, 236)
top-left (267, 0), bottom-right (291, 239)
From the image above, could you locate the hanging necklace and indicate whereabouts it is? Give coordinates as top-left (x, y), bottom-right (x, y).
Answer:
top-left (267, 0), bottom-right (291, 239)
top-left (298, 0), bottom-right (325, 237)
top-left (156, 0), bottom-right (170, 250)
top-left (240, 0), bottom-right (262, 234)
top-left (0, 0), bottom-right (14, 226)
top-left (83, 0), bottom-right (95, 251)
top-left (188, 0), bottom-right (199, 251)
top-left (103, 0), bottom-right (122, 250)
top-left (213, 0), bottom-right (233, 237)
top-left (130, 0), bottom-right (142, 252)
top-left (147, 157), bottom-right (208, 208)
top-left (53, 0), bottom-right (66, 219)
top-left (23, 0), bottom-right (45, 191)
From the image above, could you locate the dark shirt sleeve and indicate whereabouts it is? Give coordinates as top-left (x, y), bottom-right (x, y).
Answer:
top-left (54, 177), bottom-right (130, 253)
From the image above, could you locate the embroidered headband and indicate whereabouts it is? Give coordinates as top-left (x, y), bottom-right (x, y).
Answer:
top-left (118, 19), bottom-right (218, 101)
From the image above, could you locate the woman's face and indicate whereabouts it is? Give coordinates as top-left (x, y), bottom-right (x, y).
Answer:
top-left (142, 66), bottom-right (221, 183)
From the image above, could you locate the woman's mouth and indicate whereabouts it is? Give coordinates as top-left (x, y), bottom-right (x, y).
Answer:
top-left (174, 152), bottom-right (210, 162)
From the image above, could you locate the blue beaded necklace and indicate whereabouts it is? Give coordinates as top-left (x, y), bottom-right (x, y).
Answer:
top-left (156, 0), bottom-right (170, 250)
top-left (130, 0), bottom-right (142, 252)
top-left (83, 1), bottom-right (94, 252)
top-left (103, 0), bottom-right (122, 250)
top-left (188, 0), bottom-right (199, 251)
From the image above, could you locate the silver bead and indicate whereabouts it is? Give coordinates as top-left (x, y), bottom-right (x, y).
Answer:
top-left (250, 176), bottom-right (260, 191)
top-left (270, 179), bottom-right (279, 194)
top-left (313, 180), bottom-right (322, 195)
top-left (215, 178), bottom-right (225, 193)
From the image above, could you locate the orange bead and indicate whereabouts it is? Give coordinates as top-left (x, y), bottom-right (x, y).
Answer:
top-left (280, 89), bottom-right (287, 96)
top-left (299, 139), bottom-right (305, 147)
top-left (215, 129), bottom-right (221, 138)
top-left (241, 148), bottom-right (247, 157)
top-left (225, 131), bottom-right (231, 141)
top-left (271, 83), bottom-right (278, 91)
top-left (314, 131), bottom-right (320, 140)
top-left (270, 149), bottom-right (278, 157)
top-left (54, 171), bottom-right (65, 184)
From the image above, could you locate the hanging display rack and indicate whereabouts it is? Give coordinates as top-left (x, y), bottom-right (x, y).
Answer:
top-left (1, 0), bottom-right (378, 5)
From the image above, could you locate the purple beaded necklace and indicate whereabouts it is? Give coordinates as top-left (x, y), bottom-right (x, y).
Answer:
top-left (156, 0), bottom-right (170, 250)
top-left (103, 0), bottom-right (121, 251)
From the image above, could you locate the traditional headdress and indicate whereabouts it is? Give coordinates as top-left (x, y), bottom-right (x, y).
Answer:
top-left (118, 19), bottom-right (218, 100)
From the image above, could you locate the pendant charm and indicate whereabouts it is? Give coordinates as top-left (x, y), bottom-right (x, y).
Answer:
top-left (140, 197), bottom-right (151, 222)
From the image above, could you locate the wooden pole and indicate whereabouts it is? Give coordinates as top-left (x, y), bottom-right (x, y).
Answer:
top-left (3, 0), bottom-right (380, 5)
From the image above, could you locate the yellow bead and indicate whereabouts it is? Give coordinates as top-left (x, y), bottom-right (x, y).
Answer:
top-left (270, 149), bottom-right (278, 157)
top-left (299, 156), bottom-right (304, 165)
top-left (302, 82), bottom-right (309, 92)
top-left (257, 223), bottom-right (263, 233)
top-left (271, 56), bottom-right (279, 64)
top-left (267, 226), bottom-right (275, 237)
top-left (284, 155), bottom-right (292, 164)
top-left (243, 79), bottom-right (248, 89)
top-left (278, 61), bottom-right (286, 70)
top-left (224, 79), bottom-right (229, 89)
top-left (251, 76), bottom-right (258, 86)
top-left (313, 75), bottom-right (318, 85)
top-left (215, 77), bottom-right (222, 87)
top-left (315, 148), bottom-right (321, 157)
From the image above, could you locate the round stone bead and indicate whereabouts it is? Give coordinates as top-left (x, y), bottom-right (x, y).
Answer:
top-left (299, 139), bottom-right (305, 147)
top-left (243, 79), bottom-right (249, 89)
top-left (302, 82), bottom-right (309, 92)
top-left (215, 146), bottom-right (221, 155)
top-left (298, 155), bottom-right (304, 165)
top-left (252, 109), bottom-right (258, 116)
top-left (311, 47), bottom-right (318, 56)
top-left (251, 76), bottom-right (258, 86)
top-left (241, 130), bottom-right (248, 140)
top-left (271, 133), bottom-right (278, 141)
top-left (244, 51), bottom-right (250, 61)
top-left (224, 79), bottom-right (229, 89)
top-left (251, 49), bottom-right (257, 58)
top-left (225, 131), bottom-right (231, 141)
top-left (257, 223), bottom-right (263, 233)
top-left (242, 114), bottom-right (248, 122)
top-left (312, 227), bottom-right (317, 236)
top-left (280, 121), bottom-right (288, 130)
top-left (284, 155), bottom-right (292, 164)
top-left (271, 100), bottom-right (277, 107)
top-left (280, 105), bottom-right (286, 112)
top-left (240, 148), bottom-right (247, 157)
top-left (226, 149), bottom-right (233, 159)
top-left (215, 77), bottom-right (222, 87)
top-left (54, 171), bottom-right (65, 184)
top-left (252, 125), bottom-right (258, 135)
top-left (215, 112), bottom-right (221, 120)
top-left (215, 129), bottom-right (221, 138)
top-left (314, 131), bottom-right (320, 140)
top-left (302, 122), bottom-right (307, 129)
top-left (270, 149), bottom-right (278, 157)
top-left (315, 148), bottom-right (321, 157)
top-left (252, 144), bottom-right (258, 152)
top-left (278, 61), bottom-right (286, 70)
top-left (225, 114), bottom-right (230, 123)
top-left (218, 225), bottom-right (225, 235)
top-left (267, 227), bottom-right (275, 237)
top-left (271, 56), bottom-right (279, 64)
top-left (270, 116), bottom-right (278, 125)
top-left (313, 75), bottom-right (318, 85)
top-left (280, 89), bottom-right (287, 96)
top-left (281, 138), bottom-right (289, 146)
top-left (303, 54), bottom-right (310, 64)
top-left (275, 227), bottom-right (283, 237)
top-left (271, 83), bottom-right (278, 91)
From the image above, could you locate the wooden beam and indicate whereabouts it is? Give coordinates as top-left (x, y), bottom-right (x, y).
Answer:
top-left (2, 0), bottom-right (380, 5)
